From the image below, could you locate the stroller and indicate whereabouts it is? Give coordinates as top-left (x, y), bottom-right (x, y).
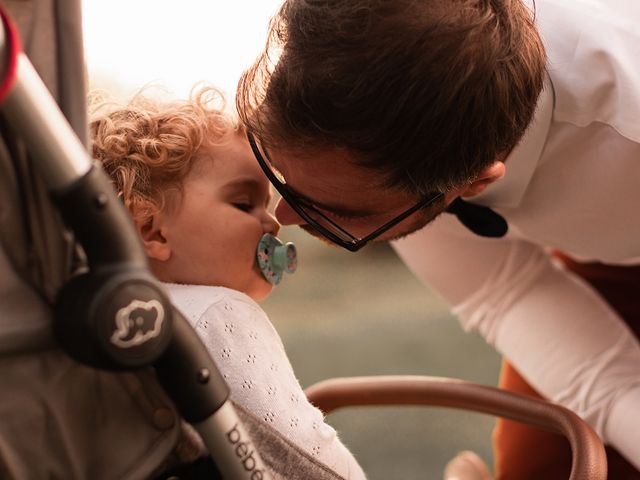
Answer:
top-left (0, 1), bottom-right (607, 478)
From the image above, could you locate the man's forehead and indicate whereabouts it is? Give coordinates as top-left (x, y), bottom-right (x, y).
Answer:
top-left (271, 145), bottom-right (370, 179)
top-left (268, 145), bottom-right (404, 212)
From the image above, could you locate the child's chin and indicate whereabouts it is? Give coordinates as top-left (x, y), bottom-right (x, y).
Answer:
top-left (250, 280), bottom-right (274, 302)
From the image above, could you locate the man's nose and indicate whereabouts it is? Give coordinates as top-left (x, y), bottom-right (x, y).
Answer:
top-left (274, 198), bottom-right (306, 226)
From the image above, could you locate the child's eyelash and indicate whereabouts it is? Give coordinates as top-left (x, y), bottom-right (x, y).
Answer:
top-left (232, 202), bottom-right (253, 212)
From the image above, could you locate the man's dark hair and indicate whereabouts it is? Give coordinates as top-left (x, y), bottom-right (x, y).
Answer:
top-left (237, 0), bottom-right (546, 195)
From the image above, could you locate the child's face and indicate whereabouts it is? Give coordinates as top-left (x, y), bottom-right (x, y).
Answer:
top-left (153, 133), bottom-right (280, 301)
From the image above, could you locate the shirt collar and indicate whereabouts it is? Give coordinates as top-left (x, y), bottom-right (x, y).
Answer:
top-left (472, 75), bottom-right (555, 208)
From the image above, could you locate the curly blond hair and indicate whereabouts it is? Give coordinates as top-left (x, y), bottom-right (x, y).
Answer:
top-left (90, 86), bottom-right (236, 223)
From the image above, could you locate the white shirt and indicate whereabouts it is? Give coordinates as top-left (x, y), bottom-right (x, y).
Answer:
top-left (393, 0), bottom-right (640, 468)
top-left (163, 283), bottom-right (366, 479)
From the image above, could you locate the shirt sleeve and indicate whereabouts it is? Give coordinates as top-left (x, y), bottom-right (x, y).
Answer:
top-left (168, 286), bottom-right (366, 479)
top-left (392, 214), bottom-right (640, 469)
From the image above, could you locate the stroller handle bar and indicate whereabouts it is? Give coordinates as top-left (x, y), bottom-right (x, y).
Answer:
top-left (306, 375), bottom-right (607, 480)
top-left (0, 13), bottom-right (90, 189)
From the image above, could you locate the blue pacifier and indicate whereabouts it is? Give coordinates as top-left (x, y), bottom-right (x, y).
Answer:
top-left (257, 233), bottom-right (298, 285)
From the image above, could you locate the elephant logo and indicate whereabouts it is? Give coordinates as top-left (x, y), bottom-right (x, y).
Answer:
top-left (110, 299), bottom-right (165, 348)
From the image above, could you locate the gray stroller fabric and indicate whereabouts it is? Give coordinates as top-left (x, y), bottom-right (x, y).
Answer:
top-left (235, 404), bottom-right (347, 480)
top-left (0, 1), bottom-right (181, 478)
top-left (0, 0), bottom-right (86, 305)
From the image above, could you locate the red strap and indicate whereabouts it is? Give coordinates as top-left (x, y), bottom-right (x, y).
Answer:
top-left (0, 6), bottom-right (21, 104)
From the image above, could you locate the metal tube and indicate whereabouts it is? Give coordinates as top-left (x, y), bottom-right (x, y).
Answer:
top-left (2, 53), bottom-right (90, 190)
top-left (194, 401), bottom-right (271, 480)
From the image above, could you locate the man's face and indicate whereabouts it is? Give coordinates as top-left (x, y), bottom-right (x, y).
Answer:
top-left (265, 145), bottom-right (449, 245)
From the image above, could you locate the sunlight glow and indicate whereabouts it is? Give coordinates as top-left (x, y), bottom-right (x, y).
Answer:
top-left (82, 0), bottom-right (283, 100)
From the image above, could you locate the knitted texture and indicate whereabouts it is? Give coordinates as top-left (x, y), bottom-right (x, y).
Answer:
top-left (163, 283), bottom-right (364, 479)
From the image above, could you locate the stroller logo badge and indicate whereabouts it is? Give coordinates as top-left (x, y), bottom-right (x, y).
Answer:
top-left (111, 299), bottom-right (165, 348)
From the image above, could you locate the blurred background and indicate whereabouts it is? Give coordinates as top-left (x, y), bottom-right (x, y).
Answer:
top-left (263, 230), bottom-right (501, 479)
top-left (82, 1), bottom-right (501, 477)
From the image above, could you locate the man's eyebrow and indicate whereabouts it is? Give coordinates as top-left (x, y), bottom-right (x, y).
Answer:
top-left (285, 183), bottom-right (381, 219)
top-left (262, 143), bottom-right (379, 217)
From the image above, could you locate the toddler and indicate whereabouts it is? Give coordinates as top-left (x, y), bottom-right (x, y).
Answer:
top-left (90, 86), bottom-right (365, 479)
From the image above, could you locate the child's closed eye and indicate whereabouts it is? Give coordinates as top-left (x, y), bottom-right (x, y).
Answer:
top-left (232, 202), bottom-right (254, 212)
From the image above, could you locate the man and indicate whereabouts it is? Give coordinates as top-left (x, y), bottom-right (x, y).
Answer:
top-left (237, 0), bottom-right (640, 478)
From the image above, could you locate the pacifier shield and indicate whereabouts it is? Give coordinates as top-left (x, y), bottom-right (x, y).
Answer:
top-left (257, 234), bottom-right (297, 285)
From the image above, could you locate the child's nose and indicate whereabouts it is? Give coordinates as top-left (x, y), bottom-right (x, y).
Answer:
top-left (274, 198), bottom-right (306, 226)
top-left (264, 211), bottom-right (281, 236)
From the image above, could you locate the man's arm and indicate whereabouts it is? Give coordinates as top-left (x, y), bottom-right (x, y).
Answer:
top-left (393, 214), bottom-right (640, 469)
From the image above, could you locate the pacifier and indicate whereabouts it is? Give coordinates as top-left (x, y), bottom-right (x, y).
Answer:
top-left (256, 233), bottom-right (298, 285)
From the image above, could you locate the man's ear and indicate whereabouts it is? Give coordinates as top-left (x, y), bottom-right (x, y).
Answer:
top-left (136, 212), bottom-right (171, 262)
top-left (459, 161), bottom-right (506, 198)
